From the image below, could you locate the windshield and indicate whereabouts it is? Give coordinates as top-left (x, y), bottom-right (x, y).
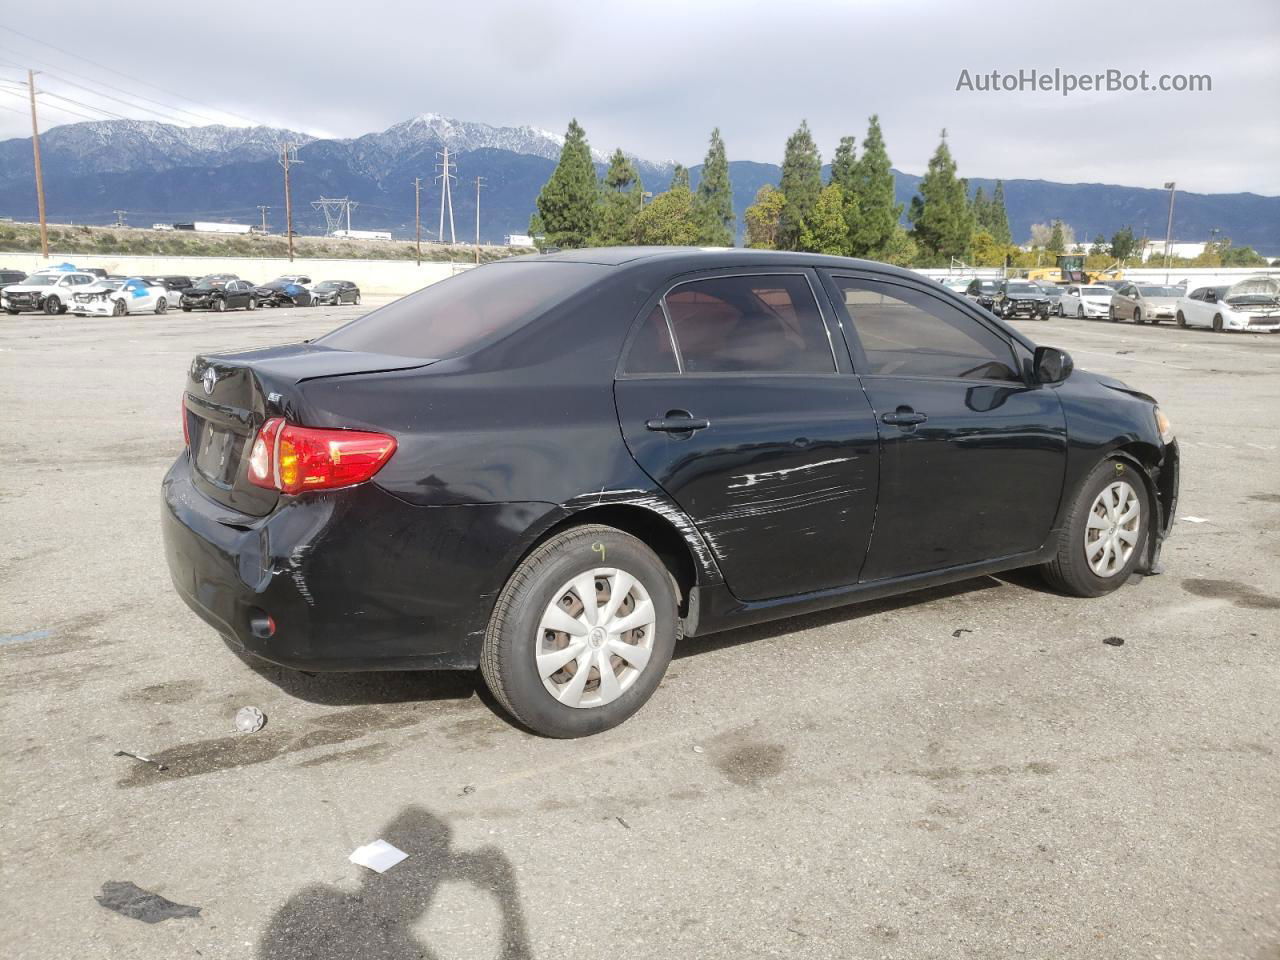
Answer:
top-left (1006, 283), bottom-right (1039, 295)
top-left (314, 281), bottom-right (340, 291)
top-left (193, 279), bottom-right (226, 290)
top-left (1138, 286), bottom-right (1180, 297)
top-left (977, 281), bottom-right (998, 292)
top-left (1038, 285), bottom-right (1063, 294)
top-left (98, 280), bottom-right (124, 290)
top-left (319, 261), bottom-right (608, 360)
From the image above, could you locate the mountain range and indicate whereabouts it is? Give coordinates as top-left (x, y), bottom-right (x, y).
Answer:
top-left (1, 114), bottom-right (1277, 253)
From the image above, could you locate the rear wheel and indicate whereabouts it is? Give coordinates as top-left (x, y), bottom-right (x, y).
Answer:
top-left (481, 524), bottom-right (679, 738)
top-left (155, 297), bottom-right (167, 314)
top-left (182, 306), bottom-right (192, 312)
top-left (4, 308), bottom-right (17, 315)
top-left (1212, 314), bottom-right (1223, 332)
top-left (1041, 458), bottom-right (1150, 597)
top-left (248, 297), bottom-right (257, 311)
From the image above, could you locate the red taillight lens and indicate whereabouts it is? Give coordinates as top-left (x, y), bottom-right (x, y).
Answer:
top-left (246, 418), bottom-right (396, 494)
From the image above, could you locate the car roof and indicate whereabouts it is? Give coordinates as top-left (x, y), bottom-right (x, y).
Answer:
top-left (519, 246), bottom-right (926, 281)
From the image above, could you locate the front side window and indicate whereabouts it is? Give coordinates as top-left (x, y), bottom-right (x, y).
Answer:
top-left (660, 274), bottom-right (833, 374)
top-left (831, 277), bottom-right (1021, 382)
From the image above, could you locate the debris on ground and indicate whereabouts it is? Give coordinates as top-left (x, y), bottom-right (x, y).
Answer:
top-left (951, 628), bottom-right (973, 638)
top-left (95, 881), bottom-right (200, 923)
top-left (1102, 636), bottom-right (1125, 647)
top-left (692, 745), bottom-right (705, 754)
top-left (349, 839), bottom-right (409, 874)
top-left (1116, 350), bottom-right (1133, 355)
top-left (234, 706), bottom-right (266, 733)
top-left (615, 816), bottom-right (631, 830)
top-left (459, 784), bottom-right (475, 797)
top-left (1179, 516), bottom-right (1210, 524)
top-left (113, 750), bottom-right (167, 771)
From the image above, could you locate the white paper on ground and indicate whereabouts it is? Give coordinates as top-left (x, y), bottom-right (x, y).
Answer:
top-left (1179, 516), bottom-right (1210, 524)
top-left (349, 839), bottom-right (409, 873)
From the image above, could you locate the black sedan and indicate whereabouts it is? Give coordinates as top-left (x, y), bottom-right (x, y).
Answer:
top-left (963, 277), bottom-right (1001, 312)
top-left (311, 280), bottom-right (361, 305)
top-left (254, 277), bottom-right (313, 308)
top-left (992, 280), bottom-right (1051, 320)
top-left (180, 278), bottom-right (258, 312)
top-left (164, 248), bottom-right (1180, 738)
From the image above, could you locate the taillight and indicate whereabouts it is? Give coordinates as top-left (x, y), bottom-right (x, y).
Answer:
top-left (181, 393), bottom-right (190, 446)
top-left (246, 418), bottom-right (397, 494)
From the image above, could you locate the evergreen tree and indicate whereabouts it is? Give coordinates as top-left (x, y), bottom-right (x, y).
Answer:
top-left (635, 185), bottom-right (699, 245)
top-left (744, 184), bottom-right (786, 249)
top-left (828, 135), bottom-right (861, 256)
top-left (1047, 220), bottom-right (1066, 255)
top-left (596, 148), bottom-right (642, 246)
top-left (1089, 233), bottom-right (1109, 256)
top-left (693, 128), bottom-right (735, 246)
top-left (1110, 225), bottom-right (1137, 262)
top-left (799, 184), bottom-right (850, 254)
top-left (989, 180), bottom-right (1012, 246)
top-left (972, 186), bottom-right (990, 231)
top-left (880, 225), bottom-right (918, 267)
top-left (909, 130), bottom-right (973, 263)
top-left (847, 115), bottom-right (901, 259)
top-left (534, 119), bottom-right (598, 248)
top-left (670, 164), bottom-right (690, 192)
top-left (777, 120), bottom-right (822, 250)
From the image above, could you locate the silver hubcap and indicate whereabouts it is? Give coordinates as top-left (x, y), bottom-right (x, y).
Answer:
top-left (536, 567), bottom-right (655, 709)
top-left (1085, 481), bottom-right (1141, 578)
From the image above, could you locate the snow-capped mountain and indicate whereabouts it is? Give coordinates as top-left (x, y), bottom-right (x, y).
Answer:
top-left (367, 113), bottom-right (591, 163)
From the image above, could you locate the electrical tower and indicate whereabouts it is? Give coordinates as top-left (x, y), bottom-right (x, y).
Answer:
top-left (257, 205), bottom-right (271, 234)
top-left (311, 197), bottom-right (359, 236)
top-left (112, 209), bottom-right (128, 227)
top-left (436, 147), bottom-right (456, 245)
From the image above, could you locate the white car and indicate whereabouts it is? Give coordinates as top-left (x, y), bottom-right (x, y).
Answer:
top-left (1175, 277), bottom-right (1280, 333)
top-left (1, 269), bottom-right (100, 315)
top-left (1059, 284), bottom-right (1114, 320)
top-left (71, 277), bottom-right (170, 317)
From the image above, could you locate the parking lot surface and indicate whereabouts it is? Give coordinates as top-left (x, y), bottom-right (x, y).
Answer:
top-left (2, 302), bottom-right (1278, 959)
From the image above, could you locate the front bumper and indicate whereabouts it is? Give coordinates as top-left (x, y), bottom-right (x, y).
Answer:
top-left (1082, 303), bottom-right (1109, 317)
top-left (72, 300), bottom-right (118, 316)
top-left (1142, 439), bottom-right (1180, 574)
top-left (162, 454), bottom-right (552, 671)
top-left (1, 295), bottom-right (42, 312)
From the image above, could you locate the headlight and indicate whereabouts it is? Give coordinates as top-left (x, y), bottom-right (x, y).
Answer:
top-left (1155, 407), bottom-right (1174, 444)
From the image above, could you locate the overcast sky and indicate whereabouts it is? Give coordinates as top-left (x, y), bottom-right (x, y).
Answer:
top-left (2, 0), bottom-right (1278, 194)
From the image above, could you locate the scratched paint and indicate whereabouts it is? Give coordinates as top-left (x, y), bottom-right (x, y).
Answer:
top-left (727, 457), bottom-right (854, 490)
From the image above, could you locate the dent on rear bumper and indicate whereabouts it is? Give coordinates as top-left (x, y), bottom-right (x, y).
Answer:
top-left (162, 455), bottom-right (558, 671)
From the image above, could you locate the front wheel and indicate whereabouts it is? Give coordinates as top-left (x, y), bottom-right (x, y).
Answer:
top-left (213, 298), bottom-right (226, 313)
top-left (1212, 314), bottom-right (1223, 332)
top-left (1134, 308), bottom-right (1144, 325)
top-left (44, 296), bottom-right (62, 316)
top-left (1041, 459), bottom-right (1150, 598)
top-left (1176, 311), bottom-right (1187, 328)
top-left (481, 524), bottom-right (679, 738)
top-left (112, 298), bottom-right (128, 317)
top-left (1076, 305), bottom-right (1084, 319)
top-left (155, 297), bottom-right (167, 315)
top-left (353, 293), bottom-right (361, 305)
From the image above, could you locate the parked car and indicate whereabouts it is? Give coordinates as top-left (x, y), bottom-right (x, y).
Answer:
top-left (311, 280), bottom-right (362, 305)
top-left (1038, 282), bottom-right (1065, 315)
top-left (1, 270), bottom-right (100, 314)
top-left (0, 268), bottom-right (27, 288)
top-left (1175, 277), bottom-right (1280, 332)
top-left (164, 248), bottom-right (1180, 738)
top-left (991, 280), bottom-right (1051, 320)
top-left (1109, 283), bottom-right (1181, 324)
top-left (181, 277), bottom-right (258, 312)
top-left (143, 275), bottom-right (195, 300)
top-left (71, 277), bottom-right (170, 317)
top-left (254, 277), bottom-right (313, 307)
top-left (1059, 284), bottom-right (1114, 319)
top-left (963, 278), bottom-right (1001, 312)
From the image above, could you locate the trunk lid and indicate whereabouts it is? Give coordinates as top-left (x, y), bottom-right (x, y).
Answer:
top-left (182, 344), bottom-right (433, 516)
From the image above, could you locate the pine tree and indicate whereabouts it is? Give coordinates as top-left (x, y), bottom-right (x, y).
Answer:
top-left (596, 148), bottom-right (642, 246)
top-left (828, 135), bottom-right (861, 256)
top-left (989, 180), bottom-right (1012, 246)
top-left (847, 115), bottom-right (901, 259)
top-left (744, 184), bottom-right (786, 249)
top-left (972, 186), bottom-right (990, 230)
top-left (777, 120), bottom-right (822, 250)
top-left (909, 130), bottom-right (974, 263)
top-left (693, 128), bottom-right (734, 246)
top-left (1048, 220), bottom-right (1066, 254)
top-left (670, 164), bottom-right (690, 192)
top-left (798, 184), bottom-right (850, 254)
top-left (534, 119), bottom-right (598, 248)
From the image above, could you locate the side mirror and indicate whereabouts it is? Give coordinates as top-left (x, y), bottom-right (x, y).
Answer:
top-left (1033, 346), bottom-right (1073, 384)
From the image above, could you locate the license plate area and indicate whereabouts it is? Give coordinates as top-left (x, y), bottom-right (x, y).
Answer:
top-left (192, 419), bottom-right (247, 487)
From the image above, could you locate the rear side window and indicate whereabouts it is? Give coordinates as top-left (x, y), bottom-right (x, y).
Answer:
top-left (832, 277), bottom-right (1021, 382)
top-left (622, 304), bottom-right (679, 374)
top-left (319, 261), bottom-right (607, 359)
top-left (659, 274), bottom-right (833, 374)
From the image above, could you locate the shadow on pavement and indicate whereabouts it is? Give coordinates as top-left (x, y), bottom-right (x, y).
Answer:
top-left (257, 805), bottom-right (532, 960)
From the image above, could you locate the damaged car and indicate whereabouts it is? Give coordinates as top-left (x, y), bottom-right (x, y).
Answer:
top-left (991, 280), bottom-right (1051, 320)
top-left (1, 269), bottom-right (99, 315)
top-left (71, 277), bottom-right (170, 317)
top-left (181, 277), bottom-right (258, 312)
top-left (1175, 277), bottom-right (1280, 333)
top-left (164, 248), bottom-right (1180, 738)
top-left (254, 276), bottom-right (314, 308)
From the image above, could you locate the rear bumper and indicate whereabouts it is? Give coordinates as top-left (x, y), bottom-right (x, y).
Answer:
top-left (162, 454), bottom-right (557, 671)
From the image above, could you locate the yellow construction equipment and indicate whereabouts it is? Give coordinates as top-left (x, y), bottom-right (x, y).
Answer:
top-left (1027, 255), bottom-right (1124, 285)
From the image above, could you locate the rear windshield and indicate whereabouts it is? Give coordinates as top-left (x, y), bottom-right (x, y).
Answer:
top-left (319, 261), bottom-right (607, 359)
top-left (1005, 283), bottom-right (1039, 295)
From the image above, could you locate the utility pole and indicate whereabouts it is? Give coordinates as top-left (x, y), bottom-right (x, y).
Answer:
top-left (279, 143), bottom-right (302, 261)
top-left (436, 147), bottom-right (456, 245)
top-left (257, 205), bottom-right (271, 234)
top-left (412, 177), bottom-right (423, 265)
top-left (473, 175), bottom-right (485, 263)
top-left (27, 70), bottom-right (48, 259)
top-left (1162, 181), bottom-right (1176, 282)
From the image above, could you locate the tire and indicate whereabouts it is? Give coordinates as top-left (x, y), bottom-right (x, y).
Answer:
top-left (1040, 458), bottom-right (1150, 598)
top-left (182, 306), bottom-right (192, 312)
top-left (1133, 308), bottom-right (1144, 325)
top-left (155, 297), bottom-right (167, 315)
top-left (4, 308), bottom-right (17, 315)
top-left (1176, 311), bottom-right (1186, 328)
top-left (44, 296), bottom-right (61, 316)
top-left (1212, 314), bottom-right (1223, 332)
top-left (248, 297), bottom-right (257, 311)
top-left (1076, 305), bottom-right (1084, 319)
top-left (213, 298), bottom-right (226, 313)
top-left (354, 293), bottom-right (361, 305)
top-left (112, 298), bottom-right (127, 317)
top-left (1108, 305), bottom-right (1115, 321)
top-left (481, 524), bottom-right (680, 738)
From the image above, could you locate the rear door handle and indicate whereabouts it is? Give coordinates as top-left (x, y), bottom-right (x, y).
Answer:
top-left (646, 415), bottom-right (710, 433)
top-left (881, 409), bottom-right (927, 426)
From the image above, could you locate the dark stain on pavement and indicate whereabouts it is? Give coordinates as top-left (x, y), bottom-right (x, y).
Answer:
top-left (715, 741), bottom-right (787, 787)
top-left (296, 742), bottom-right (393, 768)
top-left (1247, 493), bottom-right (1280, 504)
top-left (1181, 578), bottom-right (1280, 609)
top-left (122, 679), bottom-right (204, 705)
top-left (117, 705), bottom-right (423, 787)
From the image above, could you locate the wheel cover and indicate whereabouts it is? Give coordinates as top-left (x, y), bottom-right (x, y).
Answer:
top-left (536, 567), bottom-right (656, 709)
top-left (1085, 480), bottom-right (1141, 578)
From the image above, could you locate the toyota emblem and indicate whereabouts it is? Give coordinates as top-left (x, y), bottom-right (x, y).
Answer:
top-left (202, 367), bottom-right (217, 395)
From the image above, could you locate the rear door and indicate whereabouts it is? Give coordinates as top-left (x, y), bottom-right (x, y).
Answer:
top-left (614, 269), bottom-right (880, 602)
top-left (822, 271), bottom-right (1067, 582)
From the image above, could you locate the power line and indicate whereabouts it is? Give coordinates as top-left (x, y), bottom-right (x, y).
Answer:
top-left (0, 85), bottom-right (108, 123)
top-left (30, 70), bottom-right (207, 126)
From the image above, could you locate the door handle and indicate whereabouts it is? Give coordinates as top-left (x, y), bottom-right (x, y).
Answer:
top-left (881, 408), bottom-right (927, 426)
top-left (646, 414), bottom-right (710, 433)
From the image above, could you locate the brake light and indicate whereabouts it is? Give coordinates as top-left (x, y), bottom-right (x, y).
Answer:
top-left (246, 418), bottom-right (397, 494)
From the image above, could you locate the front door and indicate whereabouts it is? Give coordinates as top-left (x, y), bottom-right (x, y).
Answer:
top-left (614, 270), bottom-right (880, 602)
top-left (823, 272), bottom-right (1068, 582)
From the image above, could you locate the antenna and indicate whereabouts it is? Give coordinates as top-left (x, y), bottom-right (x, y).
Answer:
top-left (436, 147), bottom-right (456, 244)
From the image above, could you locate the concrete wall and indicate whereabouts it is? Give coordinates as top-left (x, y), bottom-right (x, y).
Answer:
top-left (0, 251), bottom-right (476, 295)
top-left (914, 267), bottom-right (1280, 287)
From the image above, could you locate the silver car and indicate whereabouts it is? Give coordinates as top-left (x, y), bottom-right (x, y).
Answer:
top-left (1110, 283), bottom-right (1183, 324)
